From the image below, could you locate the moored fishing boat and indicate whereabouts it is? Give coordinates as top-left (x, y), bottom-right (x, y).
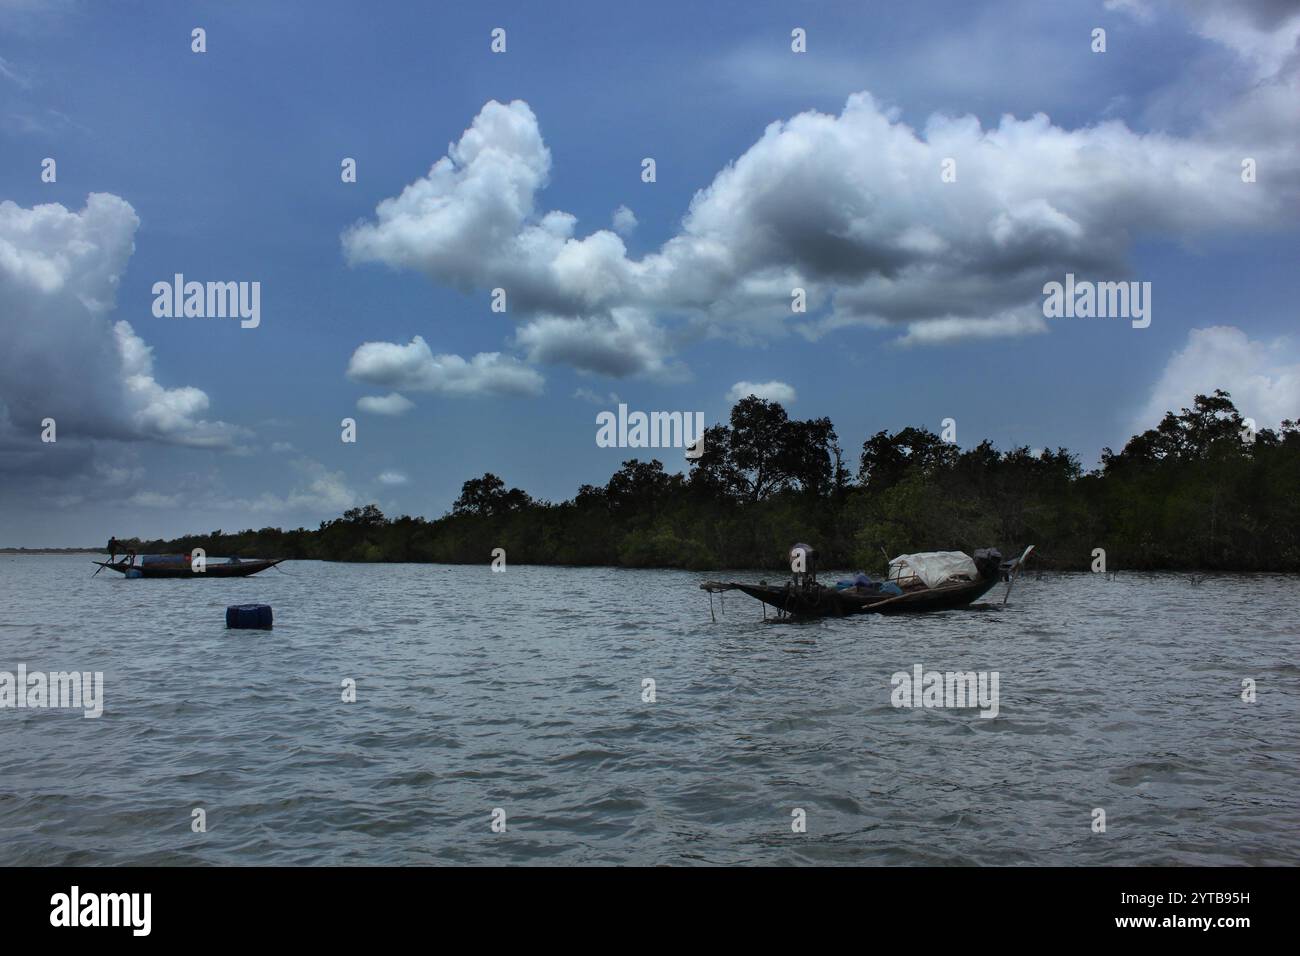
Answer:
top-left (92, 554), bottom-right (284, 579)
top-left (702, 545), bottom-right (1033, 619)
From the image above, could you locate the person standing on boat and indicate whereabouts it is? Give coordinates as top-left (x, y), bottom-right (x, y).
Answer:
top-left (107, 536), bottom-right (135, 567)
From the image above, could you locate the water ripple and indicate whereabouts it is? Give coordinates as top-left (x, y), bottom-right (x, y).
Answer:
top-left (0, 557), bottom-right (1297, 865)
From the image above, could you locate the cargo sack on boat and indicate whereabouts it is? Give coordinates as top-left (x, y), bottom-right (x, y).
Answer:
top-left (887, 551), bottom-right (978, 589)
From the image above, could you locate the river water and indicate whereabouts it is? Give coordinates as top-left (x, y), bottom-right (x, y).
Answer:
top-left (1, 555), bottom-right (1296, 865)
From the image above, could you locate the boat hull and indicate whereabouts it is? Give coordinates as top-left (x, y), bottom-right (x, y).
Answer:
top-left (720, 575), bottom-right (1000, 618)
top-left (94, 558), bottom-right (283, 578)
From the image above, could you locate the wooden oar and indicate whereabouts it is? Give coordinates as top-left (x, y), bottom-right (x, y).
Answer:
top-left (1002, 545), bottom-right (1035, 604)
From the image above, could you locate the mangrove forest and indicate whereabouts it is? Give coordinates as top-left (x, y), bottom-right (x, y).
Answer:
top-left (126, 390), bottom-right (1300, 572)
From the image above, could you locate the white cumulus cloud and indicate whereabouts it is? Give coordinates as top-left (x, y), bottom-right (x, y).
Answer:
top-left (357, 392), bottom-right (415, 415)
top-left (346, 335), bottom-right (543, 397)
top-left (231, 458), bottom-right (359, 516)
top-left (1111, 0), bottom-right (1300, 78)
top-left (341, 15), bottom-right (1300, 375)
top-left (1137, 326), bottom-right (1300, 432)
top-left (726, 380), bottom-right (797, 404)
top-left (0, 194), bottom-right (246, 456)
top-left (514, 309), bottom-right (681, 380)
top-left (611, 205), bottom-right (638, 236)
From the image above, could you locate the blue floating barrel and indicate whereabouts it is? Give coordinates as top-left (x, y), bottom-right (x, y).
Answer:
top-left (226, 604), bottom-right (273, 630)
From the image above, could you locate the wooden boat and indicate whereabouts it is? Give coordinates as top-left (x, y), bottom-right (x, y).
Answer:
top-left (702, 546), bottom-right (1033, 619)
top-left (92, 556), bottom-right (284, 579)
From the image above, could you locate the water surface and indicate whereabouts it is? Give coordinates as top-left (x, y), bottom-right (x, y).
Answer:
top-left (1, 555), bottom-right (1296, 865)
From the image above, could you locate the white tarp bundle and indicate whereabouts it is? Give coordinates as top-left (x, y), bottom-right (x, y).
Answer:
top-left (888, 551), bottom-right (978, 589)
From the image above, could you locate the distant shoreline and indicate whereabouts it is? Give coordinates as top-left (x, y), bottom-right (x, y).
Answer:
top-left (0, 548), bottom-right (102, 554)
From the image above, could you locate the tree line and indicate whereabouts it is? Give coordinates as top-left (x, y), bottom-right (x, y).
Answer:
top-left (127, 391), bottom-right (1300, 572)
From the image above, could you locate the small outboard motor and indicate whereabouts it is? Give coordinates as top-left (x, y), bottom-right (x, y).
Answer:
top-left (789, 542), bottom-right (819, 586)
top-left (972, 548), bottom-right (1003, 580)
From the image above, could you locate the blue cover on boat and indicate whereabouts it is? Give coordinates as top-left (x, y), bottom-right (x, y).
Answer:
top-left (226, 604), bottom-right (273, 629)
top-left (835, 572), bottom-right (876, 590)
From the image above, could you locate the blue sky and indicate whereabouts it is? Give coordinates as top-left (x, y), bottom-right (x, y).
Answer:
top-left (2, 0), bottom-right (1298, 545)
